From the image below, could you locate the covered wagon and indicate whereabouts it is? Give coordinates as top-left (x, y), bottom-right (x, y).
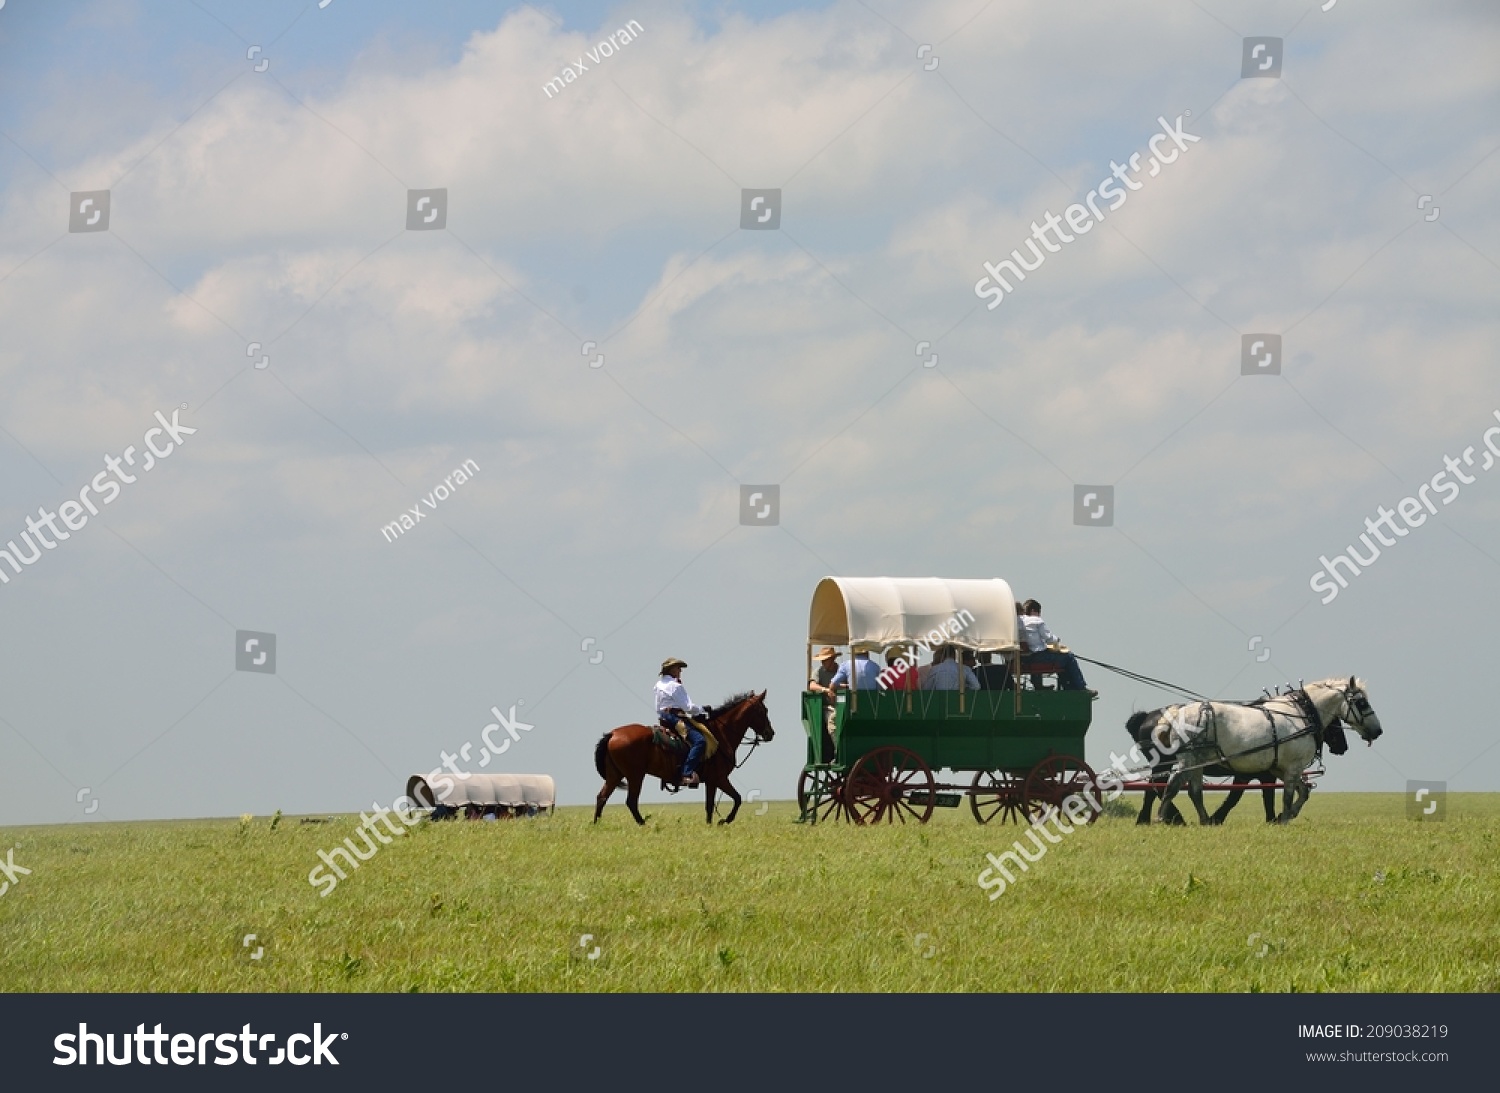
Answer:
top-left (800, 576), bottom-right (1098, 825)
top-left (405, 772), bottom-right (556, 818)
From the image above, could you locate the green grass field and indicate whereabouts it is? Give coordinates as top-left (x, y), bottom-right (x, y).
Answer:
top-left (1, 794), bottom-right (1496, 992)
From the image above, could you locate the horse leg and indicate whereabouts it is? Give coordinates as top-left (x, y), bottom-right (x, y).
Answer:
top-left (1285, 772), bottom-right (1312, 821)
top-left (704, 781), bottom-right (717, 824)
top-left (1136, 784), bottom-right (1157, 824)
top-left (714, 776), bottom-right (742, 826)
top-left (624, 769), bottom-right (648, 826)
top-left (1138, 761), bottom-right (1166, 824)
top-left (1278, 778), bottom-right (1295, 824)
top-left (1259, 774), bottom-right (1277, 823)
top-left (594, 775), bottom-right (620, 823)
top-left (1184, 770), bottom-right (1212, 825)
top-left (1209, 784), bottom-right (1243, 826)
top-left (594, 753), bottom-right (624, 823)
top-left (1157, 769), bottom-right (1184, 824)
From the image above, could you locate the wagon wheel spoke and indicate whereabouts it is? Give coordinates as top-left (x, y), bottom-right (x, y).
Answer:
top-left (1023, 755), bottom-right (1102, 825)
top-left (844, 746), bottom-right (933, 825)
top-left (970, 770), bottom-right (1026, 825)
top-left (798, 769), bottom-right (847, 824)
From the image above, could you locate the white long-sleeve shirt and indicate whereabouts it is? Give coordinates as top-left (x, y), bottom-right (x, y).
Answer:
top-left (1018, 614), bottom-right (1059, 653)
top-left (654, 675), bottom-right (705, 717)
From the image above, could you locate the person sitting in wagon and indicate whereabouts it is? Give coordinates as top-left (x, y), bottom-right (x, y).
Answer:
top-left (1017, 599), bottom-right (1097, 698)
top-left (830, 648), bottom-right (882, 691)
top-left (881, 644), bottom-right (919, 690)
top-left (974, 650), bottom-right (1013, 690)
top-left (654, 657), bottom-right (710, 788)
top-left (921, 645), bottom-right (980, 691)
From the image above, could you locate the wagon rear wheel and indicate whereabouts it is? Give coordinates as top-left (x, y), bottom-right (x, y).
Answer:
top-left (1022, 755), bottom-right (1102, 825)
top-left (796, 768), bottom-right (844, 824)
top-left (969, 769), bottom-right (1027, 825)
top-left (844, 746), bottom-right (935, 825)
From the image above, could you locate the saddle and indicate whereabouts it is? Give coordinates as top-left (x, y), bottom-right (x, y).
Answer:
top-left (652, 725), bottom-right (688, 754)
top-left (655, 716), bottom-right (719, 760)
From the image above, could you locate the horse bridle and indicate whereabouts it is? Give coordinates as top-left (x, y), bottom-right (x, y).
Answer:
top-left (735, 718), bottom-right (770, 770)
top-left (1340, 681), bottom-right (1374, 729)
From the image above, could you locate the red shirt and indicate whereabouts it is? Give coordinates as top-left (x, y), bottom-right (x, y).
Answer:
top-left (884, 664), bottom-right (918, 691)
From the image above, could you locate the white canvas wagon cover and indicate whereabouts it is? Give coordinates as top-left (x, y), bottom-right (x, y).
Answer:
top-left (405, 772), bottom-right (556, 810)
top-left (808, 576), bottom-right (1018, 653)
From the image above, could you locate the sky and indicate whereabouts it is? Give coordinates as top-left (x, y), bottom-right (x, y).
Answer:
top-left (0, 0), bottom-right (1497, 829)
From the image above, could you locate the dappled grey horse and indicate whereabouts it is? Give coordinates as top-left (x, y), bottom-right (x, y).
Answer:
top-left (1148, 677), bottom-right (1381, 825)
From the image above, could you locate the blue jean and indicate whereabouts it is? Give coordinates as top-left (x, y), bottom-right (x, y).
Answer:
top-left (1023, 652), bottom-right (1089, 691)
top-left (1057, 653), bottom-right (1088, 691)
top-left (682, 728), bottom-right (706, 777)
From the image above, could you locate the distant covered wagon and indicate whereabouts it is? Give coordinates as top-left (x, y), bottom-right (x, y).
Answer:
top-left (406, 772), bottom-right (556, 818)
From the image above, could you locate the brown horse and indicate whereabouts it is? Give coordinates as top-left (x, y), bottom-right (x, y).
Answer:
top-left (593, 690), bottom-right (774, 825)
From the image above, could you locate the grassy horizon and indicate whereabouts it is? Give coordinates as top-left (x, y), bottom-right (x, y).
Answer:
top-left (1, 793), bottom-right (1496, 992)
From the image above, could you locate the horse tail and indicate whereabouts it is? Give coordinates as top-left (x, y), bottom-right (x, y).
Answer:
top-left (594, 732), bottom-right (612, 779)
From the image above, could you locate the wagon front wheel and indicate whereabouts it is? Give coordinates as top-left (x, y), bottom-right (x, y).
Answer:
top-left (844, 746), bottom-right (935, 825)
top-left (796, 768), bottom-right (844, 824)
top-left (1022, 755), bottom-right (1102, 825)
top-left (969, 769), bottom-right (1027, 825)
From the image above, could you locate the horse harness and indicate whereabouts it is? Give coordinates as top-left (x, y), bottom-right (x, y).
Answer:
top-left (1172, 689), bottom-right (1330, 775)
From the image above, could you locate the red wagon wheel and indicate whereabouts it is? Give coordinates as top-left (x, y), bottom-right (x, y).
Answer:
top-left (1022, 755), bottom-right (1102, 825)
top-left (796, 768), bottom-right (844, 825)
top-left (969, 769), bottom-right (1028, 825)
top-left (843, 746), bottom-right (935, 825)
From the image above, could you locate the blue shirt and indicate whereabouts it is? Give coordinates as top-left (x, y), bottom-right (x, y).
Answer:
top-left (831, 655), bottom-right (882, 690)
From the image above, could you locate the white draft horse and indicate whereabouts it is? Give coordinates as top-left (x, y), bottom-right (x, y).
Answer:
top-left (1151, 677), bottom-right (1382, 825)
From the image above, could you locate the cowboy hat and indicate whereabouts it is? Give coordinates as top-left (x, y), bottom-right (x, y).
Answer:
top-left (814, 646), bottom-right (839, 661)
top-left (660, 657), bottom-right (688, 673)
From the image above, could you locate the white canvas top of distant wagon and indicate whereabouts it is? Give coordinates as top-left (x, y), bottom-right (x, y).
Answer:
top-left (405, 772), bottom-right (555, 812)
top-left (801, 575), bottom-right (1097, 827)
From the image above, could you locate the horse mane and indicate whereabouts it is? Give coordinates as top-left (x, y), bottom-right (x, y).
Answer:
top-left (716, 690), bottom-right (760, 710)
top-left (1306, 676), bottom-right (1368, 695)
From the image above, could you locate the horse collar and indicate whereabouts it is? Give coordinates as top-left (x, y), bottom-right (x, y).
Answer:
top-left (1290, 686), bottom-right (1326, 755)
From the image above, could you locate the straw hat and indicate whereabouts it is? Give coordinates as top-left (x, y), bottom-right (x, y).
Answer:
top-left (660, 657), bottom-right (688, 673)
top-left (814, 646), bottom-right (839, 662)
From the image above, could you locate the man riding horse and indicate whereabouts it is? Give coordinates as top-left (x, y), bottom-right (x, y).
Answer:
top-left (654, 657), bottom-right (712, 788)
